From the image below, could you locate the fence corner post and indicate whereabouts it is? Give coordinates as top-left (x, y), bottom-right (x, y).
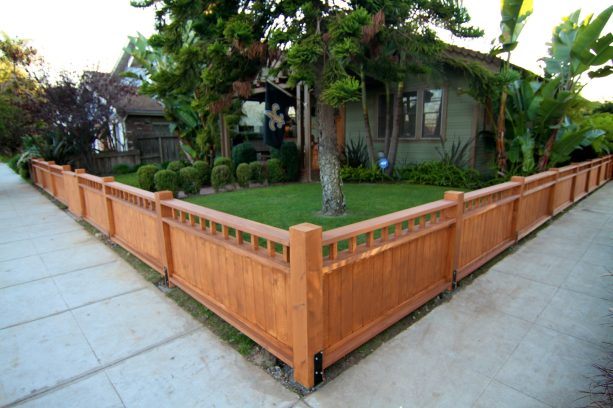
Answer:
top-left (510, 176), bottom-right (525, 242)
top-left (289, 223), bottom-right (324, 389)
top-left (154, 191), bottom-right (175, 285)
top-left (547, 169), bottom-right (560, 216)
top-left (444, 191), bottom-right (464, 289)
top-left (101, 176), bottom-right (115, 237)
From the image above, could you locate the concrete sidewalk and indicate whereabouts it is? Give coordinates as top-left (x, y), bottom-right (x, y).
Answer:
top-left (1, 163), bottom-right (611, 408)
top-left (0, 164), bottom-right (298, 407)
top-left (306, 182), bottom-right (613, 408)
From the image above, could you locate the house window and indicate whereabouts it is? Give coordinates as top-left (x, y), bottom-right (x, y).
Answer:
top-left (377, 87), bottom-right (446, 141)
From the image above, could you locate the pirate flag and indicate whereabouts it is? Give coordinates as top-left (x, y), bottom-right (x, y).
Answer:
top-left (263, 81), bottom-right (293, 149)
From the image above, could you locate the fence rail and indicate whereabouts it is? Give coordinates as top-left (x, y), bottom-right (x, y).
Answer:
top-left (29, 155), bottom-right (612, 388)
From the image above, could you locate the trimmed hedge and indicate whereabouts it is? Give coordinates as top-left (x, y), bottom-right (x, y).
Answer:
top-left (179, 166), bottom-right (202, 194)
top-left (193, 160), bottom-right (211, 186)
top-left (248, 161), bottom-right (264, 183)
top-left (274, 141), bottom-right (299, 181)
top-left (167, 160), bottom-right (186, 172)
top-left (236, 163), bottom-right (251, 188)
top-left (213, 156), bottom-right (232, 168)
top-left (137, 164), bottom-right (159, 191)
top-left (154, 169), bottom-right (179, 196)
top-left (399, 161), bottom-right (482, 189)
top-left (232, 142), bottom-right (257, 171)
top-left (111, 163), bottom-right (131, 175)
top-left (266, 158), bottom-right (285, 183)
top-left (211, 164), bottom-right (232, 192)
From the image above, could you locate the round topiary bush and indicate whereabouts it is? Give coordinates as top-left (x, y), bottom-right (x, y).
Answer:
top-left (211, 164), bottom-right (232, 192)
top-left (213, 156), bottom-right (232, 168)
top-left (278, 141), bottom-right (299, 181)
top-left (236, 163), bottom-right (251, 188)
top-left (192, 160), bottom-right (211, 186)
top-left (166, 160), bottom-right (186, 172)
top-left (112, 163), bottom-right (131, 175)
top-left (179, 166), bottom-right (202, 195)
top-left (248, 161), bottom-right (264, 183)
top-left (154, 169), bottom-right (179, 196)
top-left (231, 142), bottom-right (257, 170)
top-left (137, 164), bottom-right (159, 191)
top-left (267, 158), bottom-right (285, 183)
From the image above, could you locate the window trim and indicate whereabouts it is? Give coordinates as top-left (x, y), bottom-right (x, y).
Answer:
top-left (376, 85), bottom-right (448, 142)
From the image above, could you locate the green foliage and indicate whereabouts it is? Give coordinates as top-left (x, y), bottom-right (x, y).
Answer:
top-left (399, 162), bottom-right (482, 189)
top-left (492, 0), bottom-right (533, 55)
top-left (236, 163), bottom-right (251, 188)
top-left (549, 121), bottom-right (605, 166)
top-left (582, 113), bottom-right (613, 154)
top-left (211, 164), bottom-right (232, 192)
top-left (192, 160), bottom-right (211, 186)
top-left (213, 156), bottom-right (232, 168)
top-left (166, 160), bottom-right (186, 172)
top-left (344, 138), bottom-right (369, 168)
top-left (137, 164), bottom-right (158, 191)
top-left (154, 169), bottom-right (179, 196)
top-left (272, 142), bottom-right (300, 182)
top-left (266, 159), bottom-right (285, 183)
top-left (436, 137), bottom-right (472, 168)
top-left (112, 163), bottom-right (131, 175)
top-left (7, 154), bottom-right (19, 173)
top-left (231, 143), bottom-right (257, 171)
top-left (321, 76), bottom-right (361, 108)
top-left (248, 161), bottom-right (264, 183)
top-left (340, 166), bottom-right (390, 183)
top-left (178, 166), bottom-right (202, 195)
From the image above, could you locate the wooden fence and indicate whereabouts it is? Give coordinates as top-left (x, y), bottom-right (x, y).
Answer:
top-left (29, 155), bottom-right (612, 388)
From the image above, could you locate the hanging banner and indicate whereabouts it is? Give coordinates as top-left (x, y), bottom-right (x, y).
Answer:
top-left (263, 81), bottom-right (293, 149)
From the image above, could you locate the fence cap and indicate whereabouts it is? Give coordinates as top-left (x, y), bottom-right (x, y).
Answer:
top-left (290, 223), bottom-right (322, 233)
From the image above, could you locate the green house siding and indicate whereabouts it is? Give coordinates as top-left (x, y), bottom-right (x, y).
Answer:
top-left (345, 71), bottom-right (481, 167)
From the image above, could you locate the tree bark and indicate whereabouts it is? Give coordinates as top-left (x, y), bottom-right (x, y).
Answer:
top-left (360, 66), bottom-right (376, 166)
top-left (384, 82), bottom-right (392, 158)
top-left (314, 85), bottom-right (345, 216)
top-left (387, 81), bottom-right (404, 174)
top-left (495, 90), bottom-right (508, 174)
top-left (537, 128), bottom-right (559, 171)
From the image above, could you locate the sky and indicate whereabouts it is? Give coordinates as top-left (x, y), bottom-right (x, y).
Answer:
top-left (0, 0), bottom-right (611, 101)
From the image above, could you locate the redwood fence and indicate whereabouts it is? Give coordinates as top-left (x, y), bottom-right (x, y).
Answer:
top-left (29, 156), bottom-right (613, 388)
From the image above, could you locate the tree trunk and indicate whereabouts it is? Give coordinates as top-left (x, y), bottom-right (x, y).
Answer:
top-left (495, 90), bottom-right (508, 174)
top-left (387, 81), bottom-right (404, 174)
top-left (537, 128), bottom-right (559, 171)
top-left (315, 85), bottom-right (345, 216)
top-left (360, 66), bottom-right (376, 166)
top-left (384, 82), bottom-right (392, 158)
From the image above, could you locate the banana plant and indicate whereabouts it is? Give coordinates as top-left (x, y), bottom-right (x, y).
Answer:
top-left (491, 0), bottom-right (534, 174)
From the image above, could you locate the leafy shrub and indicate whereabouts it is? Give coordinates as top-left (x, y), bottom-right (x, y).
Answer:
top-left (248, 161), bottom-right (264, 183)
top-left (166, 160), bottom-right (186, 172)
top-left (266, 158), bottom-right (285, 183)
top-left (192, 160), bottom-right (211, 186)
top-left (112, 163), bottom-right (131, 175)
top-left (340, 165), bottom-right (390, 183)
top-left (160, 161), bottom-right (171, 169)
top-left (272, 141), bottom-right (300, 181)
top-left (214, 156), bottom-right (232, 168)
top-left (211, 164), bottom-right (232, 192)
top-left (7, 155), bottom-right (19, 173)
top-left (154, 169), bottom-right (179, 196)
top-left (130, 163), bottom-right (144, 173)
top-left (345, 138), bottom-right (369, 168)
top-left (179, 166), bottom-right (202, 194)
top-left (436, 137), bottom-right (471, 168)
top-left (399, 161), bottom-right (481, 189)
top-left (236, 163), bottom-right (251, 188)
top-left (137, 164), bottom-right (159, 191)
top-left (231, 142), bottom-right (257, 171)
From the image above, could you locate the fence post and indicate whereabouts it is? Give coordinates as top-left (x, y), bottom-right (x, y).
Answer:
top-left (155, 191), bottom-right (175, 285)
top-left (47, 161), bottom-right (57, 196)
top-left (547, 169), bottom-right (559, 216)
top-left (289, 223), bottom-right (324, 389)
top-left (569, 165), bottom-right (578, 203)
top-left (510, 176), bottom-right (525, 242)
top-left (102, 176), bottom-right (115, 237)
top-left (73, 169), bottom-right (87, 218)
top-left (443, 191), bottom-right (463, 289)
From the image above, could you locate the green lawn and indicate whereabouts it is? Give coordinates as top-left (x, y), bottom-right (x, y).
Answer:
top-left (113, 172), bottom-right (139, 187)
top-left (184, 182), bottom-right (457, 231)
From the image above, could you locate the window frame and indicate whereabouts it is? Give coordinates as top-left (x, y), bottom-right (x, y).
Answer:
top-left (376, 85), bottom-right (448, 142)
